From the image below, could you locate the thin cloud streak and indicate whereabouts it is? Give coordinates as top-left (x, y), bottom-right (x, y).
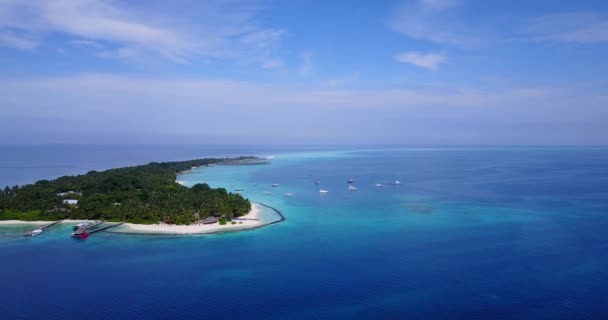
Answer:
top-left (395, 51), bottom-right (446, 71)
top-left (421, 0), bottom-right (462, 10)
top-left (0, 74), bottom-right (604, 113)
top-left (0, 30), bottom-right (37, 49)
top-left (524, 11), bottom-right (608, 44)
top-left (390, 0), bottom-right (483, 48)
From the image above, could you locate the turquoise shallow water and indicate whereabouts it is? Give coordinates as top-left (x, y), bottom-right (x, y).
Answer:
top-left (2, 147), bottom-right (608, 319)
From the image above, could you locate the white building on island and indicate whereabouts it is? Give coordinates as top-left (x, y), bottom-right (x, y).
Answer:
top-left (63, 199), bottom-right (79, 205)
top-left (56, 191), bottom-right (82, 197)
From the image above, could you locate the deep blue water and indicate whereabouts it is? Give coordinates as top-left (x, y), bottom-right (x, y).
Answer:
top-left (2, 146), bottom-right (608, 319)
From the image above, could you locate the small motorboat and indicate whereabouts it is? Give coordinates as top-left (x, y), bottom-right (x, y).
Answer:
top-left (394, 180), bottom-right (401, 185)
top-left (314, 181), bottom-right (320, 185)
top-left (73, 221), bottom-right (95, 231)
top-left (375, 183), bottom-right (384, 187)
top-left (284, 192), bottom-right (294, 196)
top-left (319, 189), bottom-right (329, 193)
top-left (347, 178), bottom-right (353, 184)
top-left (71, 227), bottom-right (89, 239)
top-left (24, 229), bottom-right (43, 237)
top-left (348, 185), bottom-right (358, 191)
top-left (272, 183), bottom-right (280, 187)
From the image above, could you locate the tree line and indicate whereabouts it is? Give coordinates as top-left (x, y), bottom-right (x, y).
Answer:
top-left (0, 158), bottom-right (253, 224)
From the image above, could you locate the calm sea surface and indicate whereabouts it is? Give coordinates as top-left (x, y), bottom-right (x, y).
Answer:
top-left (1, 145), bottom-right (608, 319)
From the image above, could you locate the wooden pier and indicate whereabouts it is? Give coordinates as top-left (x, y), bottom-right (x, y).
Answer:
top-left (87, 222), bottom-right (125, 234)
top-left (24, 220), bottom-right (63, 236)
top-left (257, 202), bottom-right (285, 225)
top-left (41, 220), bottom-right (63, 230)
top-left (85, 220), bottom-right (105, 229)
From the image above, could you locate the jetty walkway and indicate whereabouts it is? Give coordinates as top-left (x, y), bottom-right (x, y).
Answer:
top-left (24, 220), bottom-right (63, 236)
top-left (88, 222), bottom-right (125, 234)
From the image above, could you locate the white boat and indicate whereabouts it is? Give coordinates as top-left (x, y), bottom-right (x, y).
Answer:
top-left (24, 229), bottom-right (43, 237)
top-left (394, 180), bottom-right (401, 185)
top-left (348, 185), bottom-right (358, 191)
top-left (272, 183), bottom-right (280, 187)
top-left (375, 183), bottom-right (384, 187)
top-left (73, 221), bottom-right (95, 231)
top-left (319, 189), bottom-right (329, 193)
top-left (284, 192), bottom-right (294, 196)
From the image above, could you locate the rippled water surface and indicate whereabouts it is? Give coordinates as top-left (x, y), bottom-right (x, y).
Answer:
top-left (2, 146), bottom-right (608, 319)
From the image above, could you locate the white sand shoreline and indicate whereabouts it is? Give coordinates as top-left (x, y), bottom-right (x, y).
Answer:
top-left (0, 204), bottom-right (280, 235)
top-left (108, 203), bottom-right (275, 235)
top-left (0, 219), bottom-right (89, 225)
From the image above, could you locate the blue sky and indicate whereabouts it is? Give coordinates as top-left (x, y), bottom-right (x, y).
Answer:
top-left (1, 0), bottom-right (607, 145)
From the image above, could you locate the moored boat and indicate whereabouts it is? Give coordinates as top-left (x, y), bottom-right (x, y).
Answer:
top-left (71, 227), bottom-right (89, 239)
top-left (73, 221), bottom-right (95, 231)
top-left (348, 185), bottom-right (358, 191)
top-left (24, 229), bottom-right (43, 237)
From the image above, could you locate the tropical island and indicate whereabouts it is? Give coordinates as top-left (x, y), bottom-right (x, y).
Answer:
top-left (0, 158), bottom-right (258, 227)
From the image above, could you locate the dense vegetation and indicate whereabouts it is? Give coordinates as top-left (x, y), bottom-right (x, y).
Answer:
top-left (0, 158), bottom-right (252, 224)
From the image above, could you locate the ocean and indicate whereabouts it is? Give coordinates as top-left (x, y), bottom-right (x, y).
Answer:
top-left (1, 145), bottom-right (608, 319)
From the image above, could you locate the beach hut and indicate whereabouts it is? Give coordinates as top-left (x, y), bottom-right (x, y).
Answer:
top-left (202, 217), bottom-right (218, 224)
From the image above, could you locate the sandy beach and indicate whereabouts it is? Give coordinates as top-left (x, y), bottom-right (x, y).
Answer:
top-left (0, 220), bottom-right (52, 225)
top-left (0, 219), bottom-right (94, 226)
top-left (0, 204), bottom-right (279, 235)
top-left (109, 202), bottom-right (272, 235)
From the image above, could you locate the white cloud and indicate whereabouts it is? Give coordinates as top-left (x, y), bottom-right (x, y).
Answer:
top-left (70, 39), bottom-right (103, 48)
top-left (390, 0), bottom-right (483, 48)
top-left (1, 74), bottom-right (606, 144)
top-left (0, 0), bottom-right (284, 64)
top-left (525, 12), bottom-right (608, 44)
top-left (395, 51), bottom-right (446, 71)
top-left (326, 74), bottom-right (359, 87)
top-left (0, 74), bottom-right (602, 112)
top-left (0, 30), bottom-right (37, 49)
top-left (298, 52), bottom-right (313, 75)
top-left (262, 58), bottom-right (284, 69)
top-left (421, 0), bottom-right (462, 10)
